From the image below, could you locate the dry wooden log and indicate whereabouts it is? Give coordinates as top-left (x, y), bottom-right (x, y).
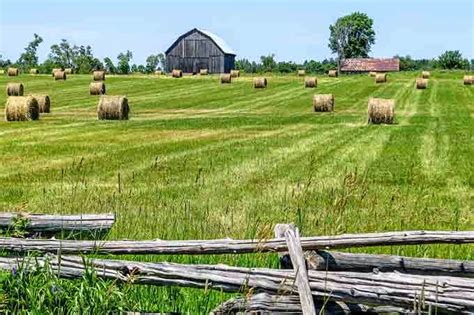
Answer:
top-left (0, 212), bottom-right (115, 234)
top-left (283, 225), bottom-right (316, 315)
top-left (0, 230), bottom-right (473, 255)
top-left (1, 255), bottom-right (473, 313)
top-left (211, 292), bottom-right (413, 314)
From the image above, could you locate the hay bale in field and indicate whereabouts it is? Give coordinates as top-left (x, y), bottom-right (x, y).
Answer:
top-left (154, 70), bottom-right (163, 75)
top-left (304, 77), bottom-right (317, 88)
top-left (8, 68), bottom-right (19, 76)
top-left (369, 71), bottom-right (377, 77)
top-left (368, 97), bottom-right (395, 124)
top-left (253, 77), bottom-right (267, 88)
top-left (220, 74), bottom-right (232, 84)
top-left (29, 68), bottom-right (39, 74)
top-left (230, 70), bottom-right (240, 78)
top-left (31, 94), bottom-right (51, 113)
top-left (328, 70), bottom-right (338, 77)
top-left (172, 69), bottom-right (183, 78)
top-left (54, 70), bottom-right (67, 80)
top-left (297, 70), bottom-right (306, 76)
top-left (416, 78), bottom-right (428, 89)
top-left (65, 68), bottom-right (73, 74)
top-left (97, 96), bottom-right (129, 120)
top-left (200, 69), bottom-right (209, 75)
top-left (93, 70), bottom-right (106, 81)
top-left (5, 96), bottom-right (39, 121)
top-left (463, 75), bottom-right (473, 85)
top-left (421, 71), bottom-right (430, 79)
top-left (375, 73), bottom-right (387, 83)
top-left (52, 68), bottom-right (61, 77)
top-left (90, 82), bottom-right (106, 95)
top-left (6, 83), bottom-right (24, 96)
top-left (313, 94), bottom-right (334, 112)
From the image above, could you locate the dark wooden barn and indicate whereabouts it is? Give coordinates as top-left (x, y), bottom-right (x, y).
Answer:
top-left (165, 28), bottom-right (236, 74)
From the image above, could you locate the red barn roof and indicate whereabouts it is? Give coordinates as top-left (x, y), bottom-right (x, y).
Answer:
top-left (340, 58), bottom-right (400, 72)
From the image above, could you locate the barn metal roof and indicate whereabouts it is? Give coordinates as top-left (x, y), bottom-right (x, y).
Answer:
top-left (340, 58), bottom-right (400, 72)
top-left (165, 28), bottom-right (236, 56)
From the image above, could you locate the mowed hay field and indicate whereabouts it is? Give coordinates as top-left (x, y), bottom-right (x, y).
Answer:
top-left (0, 72), bottom-right (473, 312)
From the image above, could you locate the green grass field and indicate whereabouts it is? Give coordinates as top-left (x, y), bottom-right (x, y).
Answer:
top-left (0, 71), bottom-right (473, 312)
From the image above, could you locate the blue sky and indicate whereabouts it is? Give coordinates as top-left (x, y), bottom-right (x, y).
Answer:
top-left (0, 0), bottom-right (473, 64)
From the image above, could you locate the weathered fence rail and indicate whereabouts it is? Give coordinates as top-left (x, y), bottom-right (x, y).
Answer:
top-left (0, 255), bottom-right (473, 313)
top-left (1, 230), bottom-right (473, 255)
top-left (0, 212), bottom-right (115, 233)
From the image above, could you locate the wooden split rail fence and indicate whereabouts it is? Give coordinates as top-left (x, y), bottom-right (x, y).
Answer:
top-left (0, 213), bottom-right (473, 314)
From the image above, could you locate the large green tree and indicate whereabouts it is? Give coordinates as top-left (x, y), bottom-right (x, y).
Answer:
top-left (103, 57), bottom-right (116, 74)
top-left (437, 50), bottom-right (469, 69)
top-left (329, 12), bottom-right (376, 70)
top-left (117, 50), bottom-right (133, 74)
top-left (17, 34), bottom-right (43, 70)
top-left (145, 54), bottom-right (160, 73)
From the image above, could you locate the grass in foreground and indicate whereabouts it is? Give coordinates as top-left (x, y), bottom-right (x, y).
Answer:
top-left (0, 71), bottom-right (472, 312)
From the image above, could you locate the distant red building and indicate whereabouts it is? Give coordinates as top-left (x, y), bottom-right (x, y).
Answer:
top-left (340, 58), bottom-right (400, 72)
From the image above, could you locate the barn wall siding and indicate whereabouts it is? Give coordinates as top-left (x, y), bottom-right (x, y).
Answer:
top-left (166, 29), bottom-right (235, 74)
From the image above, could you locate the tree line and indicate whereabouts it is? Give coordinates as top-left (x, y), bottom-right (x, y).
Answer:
top-left (0, 12), bottom-right (472, 74)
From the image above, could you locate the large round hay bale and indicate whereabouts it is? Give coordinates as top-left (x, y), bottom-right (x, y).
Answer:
top-left (368, 71), bottom-right (377, 77)
top-left (304, 77), bottom-right (317, 88)
top-left (29, 68), bottom-right (39, 74)
top-left (5, 96), bottom-right (39, 121)
top-left (52, 68), bottom-right (61, 77)
top-left (421, 71), bottom-right (430, 79)
top-left (313, 94), bottom-right (334, 112)
top-left (297, 70), bottom-right (306, 76)
top-left (154, 70), bottom-right (163, 75)
top-left (54, 70), bottom-right (66, 80)
top-left (220, 74), bottom-right (232, 84)
top-left (200, 69), bottom-right (209, 75)
top-left (463, 75), bottom-right (473, 85)
top-left (375, 73), bottom-right (387, 83)
top-left (64, 68), bottom-right (73, 75)
top-left (93, 70), bottom-right (106, 81)
top-left (6, 83), bottom-right (24, 96)
top-left (31, 94), bottom-right (51, 113)
top-left (97, 96), bottom-right (129, 120)
top-left (230, 70), bottom-right (240, 78)
top-left (90, 82), bottom-right (106, 95)
top-left (368, 97), bottom-right (395, 124)
top-left (8, 68), bottom-right (19, 76)
top-left (172, 69), bottom-right (183, 78)
top-left (328, 70), bottom-right (338, 77)
top-left (253, 77), bottom-right (267, 88)
top-left (416, 78), bottom-right (428, 89)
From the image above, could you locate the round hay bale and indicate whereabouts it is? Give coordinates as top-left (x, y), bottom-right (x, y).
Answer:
top-left (65, 68), bottom-right (73, 75)
top-left (463, 75), bottom-right (473, 85)
top-left (54, 70), bottom-right (67, 80)
top-left (200, 69), bottom-right (209, 75)
top-left (297, 70), bottom-right (306, 76)
top-left (8, 68), bottom-right (19, 76)
top-left (304, 77), bottom-right (317, 88)
top-left (172, 69), bottom-right (183, 78)
top-left (313, 94), bottom-right (334, 112)
top-left (154, 70), bottom-right (163, 75)
top-left (416, 78), bottom-right (428, 89)
top-left (29, 68), bottom-right (39, 75)
top-left (6, 83), bottom-right (24, 96)
top-left (5, 96), bottom-right (39, 121)
top-left (93, 70), bottom-right (106, 81)
top-left (368, 71), bottom-right (377, 77)
top-left (328, 70), bottom-right (338, 77)
top-left (421, 71), bottom-right (430, 79)
top-left (230, 70), bottom-right (240, 78)
top-left (375, 73), bottom-right (387, 83)
top-left (52, 68), bottom-right (61, 77)
top-left (97, 96), bottom-right (129, 120)
top-left (367, 97), bottom-right (395, 124)
top-left (90, 82), bottom-right (106, 95)
top-left (220, 74), bottom-right (232, 84)
top-left (31, 94), bottom-right (51, 113)
top-left (253, 77), bottom-right (267, 88)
